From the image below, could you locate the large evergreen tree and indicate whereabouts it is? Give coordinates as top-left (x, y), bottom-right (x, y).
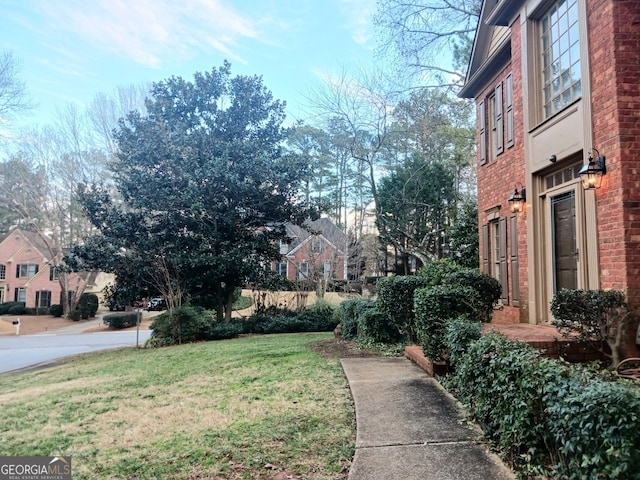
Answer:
top-left (73, 62), bottom-right (313, 322)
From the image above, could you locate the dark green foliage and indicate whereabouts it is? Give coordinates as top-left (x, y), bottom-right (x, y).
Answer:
top-left (67, 309), bottom-right (81, 321)
top-left (376, 276), bottom-right (429, 342)
top-left (333, 299), bottom-right (371, 340)
top-left (149, 306), bottom-right (212, 346)
top-left (417, 258), bottom-right (463, 286)
top-left (551, 289), bottom-right (632, 367)
top-left (444, 269), bottom-right (501, 322)
top-left (0, 302), bottom-right (25, 315)
top-left (148, 302), bottom-right (336, 347)
top-left (7, 304), bottom-right (26, 315)
top-left (444, 332), bottom-right (640, 479)
top-left (49, 304), bottom-right (64, 317)
top-left (413, 284), bottom-right (479, 361)
top-left (445, 334), bottom-right (563, 471)
top-left (443, 316), bottom-right (482, 367)
top-left (103, 312), bottom-right (140, 329)
top-left (544, 375), bottom-right (640, 479)
top-left (448, 200), bottom-right (480, 268)
top-left (358, 307), bottom-right (404, 344)
top-left (24, 307), bottom-right (48, 315)
top-left (72, 62), bottom-right (315, 324)
top-left (79, 293), bottom-right (99, 318)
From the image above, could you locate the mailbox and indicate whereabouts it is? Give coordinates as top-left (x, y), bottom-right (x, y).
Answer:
top-left (12, 319), bottom-right (20, 325)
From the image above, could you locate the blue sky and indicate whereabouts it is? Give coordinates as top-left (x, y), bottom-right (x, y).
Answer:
top-left (2, 0), bottom-right (378, 127)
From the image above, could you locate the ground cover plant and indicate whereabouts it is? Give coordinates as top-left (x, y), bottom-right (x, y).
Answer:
top-left (0, 333), bottom-right (357, 479)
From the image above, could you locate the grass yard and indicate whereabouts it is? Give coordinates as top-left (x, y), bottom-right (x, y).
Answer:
top-left (0, 333), bottom-right (359, 479)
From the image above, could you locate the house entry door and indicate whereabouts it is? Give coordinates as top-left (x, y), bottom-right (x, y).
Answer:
top-left (551, 190), bottom-right (578, 292)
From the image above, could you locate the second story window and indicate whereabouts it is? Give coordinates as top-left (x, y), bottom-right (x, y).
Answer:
top-left (50, 267), bottom-right (59, 281)
top-left (0, 264), bottom-right (5, 280)
top-left (541, 0), bottom-right (581, 119)
top-left (17, 264), bottom-right (39, 278)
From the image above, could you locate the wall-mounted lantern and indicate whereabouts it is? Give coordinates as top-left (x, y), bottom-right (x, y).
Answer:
top-left (579, 149), bottom-right (606, 189)
top-left (508, 183), bottom-right (526, 213)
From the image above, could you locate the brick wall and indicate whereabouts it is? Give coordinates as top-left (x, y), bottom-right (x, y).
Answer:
top-left (588, 0), bottom-right (640, 356)
top-left (476, 17), bottom-right (527, 324)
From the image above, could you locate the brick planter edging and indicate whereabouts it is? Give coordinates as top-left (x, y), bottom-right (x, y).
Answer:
top-left (404, 345), bottom-right (449, 376)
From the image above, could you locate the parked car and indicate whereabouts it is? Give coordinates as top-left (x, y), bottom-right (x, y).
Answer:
top-left (145, 297), bottom-right (167, 311)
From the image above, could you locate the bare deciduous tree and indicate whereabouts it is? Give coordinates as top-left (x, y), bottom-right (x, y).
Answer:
top-left (374, 0), bottom-right (481, 86)
top-left (0, 50), bottom-right (32, 133)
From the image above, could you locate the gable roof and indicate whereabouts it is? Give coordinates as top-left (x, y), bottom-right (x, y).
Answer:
top-left (285, 218), bottom-right (348, 255)
top-left (0, 227), bottom-right (55, 261)
top-left (459, 0), bottom-right (516, 98)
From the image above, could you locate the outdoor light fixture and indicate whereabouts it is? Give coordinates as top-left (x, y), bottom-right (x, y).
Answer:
top-left (579, 149), bottom-right (606, 189)
top-left (508, 183), bottom-right (526, 213)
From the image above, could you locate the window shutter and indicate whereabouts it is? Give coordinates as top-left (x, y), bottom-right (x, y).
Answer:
top-left (505, 74), bottom-right (514, 148)
top-left (482, 224), bottom-right (489, 274)
top-left (499, 218), bottom-right (508, 302)
top-left (35, 265), bottom-right (39, 274)
top-left (14, 288), bottom-right (18, 302)
top-left (479, 100), bottom-right (486, 165)
top-left (50, 267), bottom-right (53, 281)
top-left (495, 82), bottom-right (504, 155)
top-left (510, 215), bottom-right (520, 306)
top-left (16, 265), bottom-right (20, 278)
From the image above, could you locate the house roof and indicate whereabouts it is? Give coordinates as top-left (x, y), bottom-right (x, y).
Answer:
top-left (285, 218), bottom-right (348, 255)
top-left (0, 227), bottom-right (54, 260)
top-left (459, 0), bottom-right (515, 98)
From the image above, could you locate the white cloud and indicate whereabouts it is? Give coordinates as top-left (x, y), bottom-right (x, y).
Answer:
top-left (32, 0), bottom-right (262, 68)
top-left (337, 0), bottom-right (376, 46)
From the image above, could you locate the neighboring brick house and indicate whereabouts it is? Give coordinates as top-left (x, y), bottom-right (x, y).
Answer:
top-left (0, 228), bottom-right (108, 308)
top-left (272, 218), bottom-right (348, 282)
top-left (460, 0), bottom-right (640, 353)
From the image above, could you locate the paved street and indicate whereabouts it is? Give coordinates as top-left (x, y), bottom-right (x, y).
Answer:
top-left (0, 330), bottom-right (152, 374)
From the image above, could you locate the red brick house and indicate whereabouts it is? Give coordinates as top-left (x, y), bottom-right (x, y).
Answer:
top-left (460, 0), bottom-right (639, 353)
top-left (272, 218), bottom-right (348, 282)
top-left (0, 228), bottom-right (108, 308)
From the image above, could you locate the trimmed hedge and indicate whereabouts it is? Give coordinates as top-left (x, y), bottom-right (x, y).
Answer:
top-left (148, 302), bottom-right (337, 347)
top-left (444, 332), bottom-right (640, 479)
top-left (0, 302), bottom-right (25, 315)
top-left (376, 276), bottom-right (429, 342)
top-left (103, 312), bottom-right (140, 329)
top-left (414, 284), bottom-right (480, 361)
top-left (49, 304), bottom-right (64, 317)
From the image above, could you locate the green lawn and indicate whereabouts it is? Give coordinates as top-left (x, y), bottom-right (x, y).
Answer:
top-left (0, 333), bottom-right (355, 479)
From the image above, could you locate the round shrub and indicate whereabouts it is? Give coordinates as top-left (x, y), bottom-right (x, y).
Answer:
top-left (79, 293), bottom-right (99, 318)
top-left (358, 305), bottom-right (404, 344)
top-left (7, 303), bottom-right (26, 315)
top-left (67, 309), bottom-right (82, 321)
top-left (417, 258), bottom-right (464, 286)
top-left (444, 269), bottom-right (501, 322)
top-left (49, 304), bottom-right (64, 317)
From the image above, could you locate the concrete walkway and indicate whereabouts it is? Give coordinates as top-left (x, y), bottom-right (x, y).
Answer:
top-left (341, 358), bottom-right (515, 480)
